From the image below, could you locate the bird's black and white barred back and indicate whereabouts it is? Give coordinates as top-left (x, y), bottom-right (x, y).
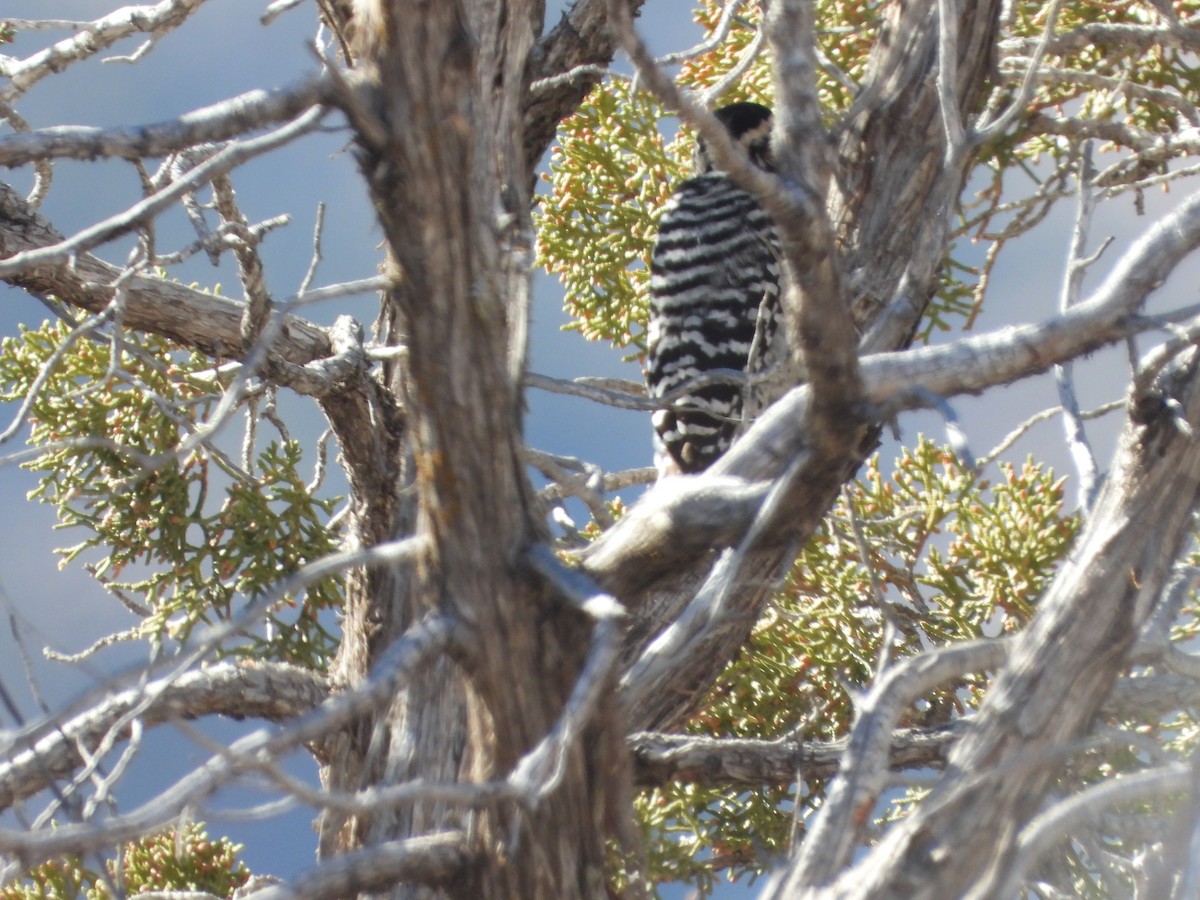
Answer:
top-left (646, 102), bottom-right (784, 476)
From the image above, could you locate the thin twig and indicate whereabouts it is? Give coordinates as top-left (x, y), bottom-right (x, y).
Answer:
top-left (261, 0), bottom-right (308, 26)
top-left (1, 0), bottom-right (208, 101)
top-left (935, 0), bottom-right (966, 166)
top-left (792, 639), bottom-right (1012, 883)
top-left (699, 14), bottom-right (767, 105)
top-left (843, 486), bottom-right (900, 672)
top-left (299, 201), bottom-right (327, 295)
top-left (0, 107), bottom-right (327, 279)
top-left (979, 399), bottom-right (1123, 468)
top-left (997, 763), bottom-right (1193, 897)
top-left (973, 0), bottom-right (1064, 142)
top-left (1056, 144), bottom-right (1106, 511)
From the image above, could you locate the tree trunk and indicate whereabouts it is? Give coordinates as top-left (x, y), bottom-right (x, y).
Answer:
top-left (317, 2), bottom-right (625, 897)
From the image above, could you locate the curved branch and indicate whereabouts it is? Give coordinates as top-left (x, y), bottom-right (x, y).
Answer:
top-left (521, 0), bottom-right (647, 173)
top-left (585, 185), bottom-right (1200, 595)
top-left (0, 73), bottom-right (336, 168)
top-left (0, 662), bottom-right (327, 812)
top-left (0, 0), bottom-right (208, 100)
top-left (253, 833), bottom-right (474, 899)
top-left (0, 181), bottom-right (332, 367)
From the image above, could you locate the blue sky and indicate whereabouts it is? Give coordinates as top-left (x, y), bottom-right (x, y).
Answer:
top-left (2, 1), bottom-right (1197, 894)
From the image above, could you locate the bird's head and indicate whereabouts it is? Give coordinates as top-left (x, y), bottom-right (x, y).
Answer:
top-left (694, 101), bottom-right (775, 174)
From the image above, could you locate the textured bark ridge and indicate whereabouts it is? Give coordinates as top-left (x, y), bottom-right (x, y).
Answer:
top-left (317, 3), bottom-right (627, 897)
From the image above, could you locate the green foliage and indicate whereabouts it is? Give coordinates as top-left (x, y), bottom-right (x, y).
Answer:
top-left (536, 0), bottom-right (991, 356)
top-left (681, 0), bottom-right (880, 113)
top-left (0, 320), bottom-right (341, 668)
top-left (0, 824), bottom-right (250, 899)
top-left (537, 9), bottom-right (1200, 890)
top-left (0, 856), bottom-right (97, 900)
top-left (111, 824), bottom-right (250, 897)
top-left (539, 1), bottom-right (1200, 357)
top-left (535, 1), bottom-right (786, 355)
top-left (919, 256), bottom-right (979, 339)
top-left (0, 22), bottom-right (14, 46)
top-left (535, 79), bottom-right (680, 352)
top-left (634, 438), bottom-right (1079, 894)
top-left (1005, 0), bottom-right (1200, 139)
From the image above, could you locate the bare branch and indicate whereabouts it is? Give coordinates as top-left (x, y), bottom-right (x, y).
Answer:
top-left (766, 0), bottom-right (862, 454)
top-left (858, 186), bottom-right (1200, 408)
top-left (979, 399), bottom-right (1123, 467)
top-left (0, 0), bottom-right (208, 100)
top-left (0, 99), bottom-right (54, 208)
top-left (790, 639), bottom-right (1011, 885)
top-left (630, 726), bottom-right (962, 789)
top-left (525, 370), bottom-right (653, 410)
top-left (0, 662), bottom-right (326, 812)
top-left (0, 107), bottom-right (327, 279)
top-left (1, 20), bottom-right (98, 31)
top-left (1024, 112), bottom-right (1200, 182)
top-left (251, 833), bottom-right (473, 898)
top-left (0, 74), bottom-right (336, 169)
top-left (0, 612), bottom-right (454, 862)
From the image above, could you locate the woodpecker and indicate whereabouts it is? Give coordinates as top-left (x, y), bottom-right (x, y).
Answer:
top-left (646, 102), bottom-right (782, 475)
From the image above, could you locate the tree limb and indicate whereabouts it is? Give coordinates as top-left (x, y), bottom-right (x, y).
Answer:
top-left (522, 0), bottom-right (647, 173)
top-left (789, 349), bottom-right (1200, 897)
top-left (251, 832), bottom-right (474, 898)
top-left (0, 663), bottom-right (326, 812)
top-left (0, 74), bottom-right (336, 168)
top-left (630, 726), bottom-right (964, 789)
top-left (0, 181), bottom-right (332, 368)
